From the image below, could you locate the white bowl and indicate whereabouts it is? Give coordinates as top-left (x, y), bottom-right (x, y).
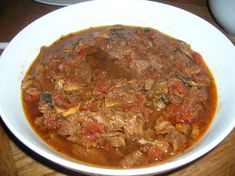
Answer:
top-left (0, 0), bottom-right (235, 175)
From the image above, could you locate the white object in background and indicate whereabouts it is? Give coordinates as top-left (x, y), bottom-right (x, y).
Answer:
top-left (34, 0), bottom-right (89, 6)
top-left (0, 42), bottom-right (9, 50)
top-left (209, 0), bottom-right (235, 36)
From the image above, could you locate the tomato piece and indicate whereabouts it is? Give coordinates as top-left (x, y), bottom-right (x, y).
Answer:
top-left (40, 115), bottom-right (62, 131)
top-left (180, 99), bottom-right (195, 122)
top-left (77, 48), bottom-right (87, 57)
top-left (192, 52), bottom-right (204, 65)
top-left (96, 82), bottom-right (110, 93)
top-left (193, 75), bottom-right (203, 82)
top-left (119, 95), bottom-right (149, 118)
top-left (167, 102), bottom-right (194, 123)
top-left (166, 103), bottom-right (181, 123)
top-left (85, 121), bottom-right (105, 133)
top-left (97, 84), bottom-right (109, 92)
top-left (82, 121), bottom-right (105, 140)
top-left (171, 80), bottom-right (186, 94)
top-left (147, 146), bottom-right (164, 161)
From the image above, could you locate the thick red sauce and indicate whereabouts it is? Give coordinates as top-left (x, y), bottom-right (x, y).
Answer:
top-left (22, 25), bottom-right (217, 168)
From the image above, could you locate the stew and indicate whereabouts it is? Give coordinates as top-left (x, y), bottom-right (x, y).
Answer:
top-left (22, 25), bottom-right (217, 168)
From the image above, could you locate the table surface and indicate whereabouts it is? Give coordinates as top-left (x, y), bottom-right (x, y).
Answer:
top-left (0, 0), bottom-right (235, 176)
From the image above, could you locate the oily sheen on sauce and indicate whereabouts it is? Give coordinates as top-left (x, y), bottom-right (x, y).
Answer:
top-left (22, 25), bottom-right (217, 168)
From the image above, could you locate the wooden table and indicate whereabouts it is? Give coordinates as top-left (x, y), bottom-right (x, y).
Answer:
top-left (0, 0), bottom-right (235, 175)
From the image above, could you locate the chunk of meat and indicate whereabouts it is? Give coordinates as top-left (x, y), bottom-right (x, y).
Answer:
top-left (119, 150), bottom-right (145, 168)
top-left (180, 77), bottom-right (206, 87)
top-left (154, 99), bottom-right (166, 110)
top-left (58, 117), bottom-right (81, 136)
top-left (76, 135), bottom-right (99, 148)
top-left (104, 97), bottom-right (122, 108)
top-left (105, 79), bottom-right (137, 105)
top-left (52, 94), bottom-right (73, 109)
top-left (130, 59), bottom-right (162, 76)
top-left (177, 41), bottom-right (192, 59)
top-left (90, 108), bottom-right (125, 132)
top-left (40, 113), bottom-right (63, 131)
top-left (79, 98), bottom-right (102, 111)
top-left (152, 81), bottom-right (168, 94)
top-left (90, 110), bottom-right (110, 127)
top-left (63, 82), bottom-right (82, 92)
top-left (184, 66), bottom-right (201, 77)
top-left (138, 139), bottom-right (169, 152)
top-left (21, 75), bottom-right (33, 90)
top-left (58, 112), bottom-right (104, 143)
top-left (124, 112), bottom-right (144, 137)
top-left (102, 133), bottom-right (126, 147)
top-left (109, 135), bottom-right (126, 147)
top-left (155, 121), bottom-right (175, 135)
top-left (144, 79), bottom-right (154, 90)
top-left (175, 123), bottom-right (192, 135)
top-left (38, 102), bottom-right (53, 114)
top-left (109, 111), bottom-right (125, 131)
top-left (167, 130), bottom-right (187, 150)
top-left (55, 79), bottom-right (65, 90)
top-left (76, 60), bottom-right (93, 84)
top-left (23, 88), bottom-right (40, 104)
